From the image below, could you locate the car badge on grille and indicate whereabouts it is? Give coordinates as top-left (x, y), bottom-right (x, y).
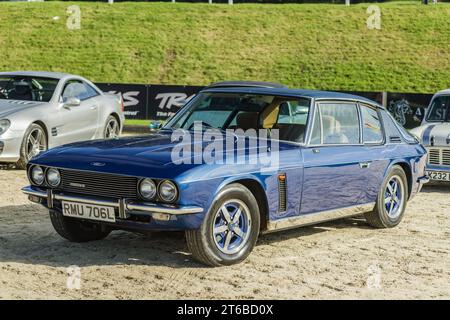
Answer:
top-left (69, 183), bottom-right (86, 188)
top-left (90, 162), bottom-right (106, 167)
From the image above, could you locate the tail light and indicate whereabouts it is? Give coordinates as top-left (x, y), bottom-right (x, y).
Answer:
top-left (120, 94), bottom-right (124, 113)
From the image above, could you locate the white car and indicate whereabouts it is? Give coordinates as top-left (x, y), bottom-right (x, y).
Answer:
top-left (410, 89), bottom-right (450, 182)
top-left (0, 71), bottom-right (125, 168)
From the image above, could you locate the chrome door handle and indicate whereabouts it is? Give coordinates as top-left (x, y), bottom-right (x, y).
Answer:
top-left (312, 149), bottom-right (320, 154)
top-left (90, 105), bottom-right (98, 110)
top-left (359, 162), bottom-right (371, 169)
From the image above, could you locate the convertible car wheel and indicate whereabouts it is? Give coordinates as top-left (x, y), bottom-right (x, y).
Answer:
top-left (186, 184), bottom-right (260, 266)
top-left (49, 209), bottom-right (111, 242)
top-left (104, 115), bottom-right (120, 139)
top-left (364, 165), bottom-right (408, 228)
top-left (16, 123), bottom-right (48, 169)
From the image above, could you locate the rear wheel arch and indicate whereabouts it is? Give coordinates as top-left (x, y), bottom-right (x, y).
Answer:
top-left (109, 112), bottom-right (121, 126)
top-left (393, 161), bottom-right (413, 199)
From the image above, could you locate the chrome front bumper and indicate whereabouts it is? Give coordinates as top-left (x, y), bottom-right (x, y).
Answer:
top-left (21, 186), bottom-right (203, 220)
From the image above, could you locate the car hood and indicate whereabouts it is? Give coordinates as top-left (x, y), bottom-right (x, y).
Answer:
top-left (0, 99), bottom-right (46, 118)
top-left (411, 123), bottom-right (450, 146)
top-left (31, 130), bottom-right (299, 179)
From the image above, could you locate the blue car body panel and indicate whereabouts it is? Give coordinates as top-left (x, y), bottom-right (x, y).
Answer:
top-left (26, 88), bottom-right (428, 232)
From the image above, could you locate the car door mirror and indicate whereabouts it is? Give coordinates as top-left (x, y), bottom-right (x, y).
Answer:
top-left (63, 97), bottom-right (81, 108)
top-left (149, 121), bottom-right (162, 131)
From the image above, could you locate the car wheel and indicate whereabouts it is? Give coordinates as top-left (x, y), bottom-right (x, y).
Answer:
top-left (103, 115), bottom-right (120, 139)
top-left (49, 209), bottom-right (111, 242)
top-left (364, 165), bottom-right (408, 228)
top-left (185, 184), bottom-right (260, 267)
top-left (16, 123), bottom-right (48, 169)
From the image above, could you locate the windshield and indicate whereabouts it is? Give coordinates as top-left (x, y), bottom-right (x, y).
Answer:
top-left (164, 92), bottom-right (311, 142)
top-left (0, 76), bottom-right (59, 102)
top-left (426, 95), bottom-right (450, 122)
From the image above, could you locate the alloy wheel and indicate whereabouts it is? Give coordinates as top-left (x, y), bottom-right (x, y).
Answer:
top-left (384, 175), bottom-right (405, 219)
top-left (26, 127), bottom-right (46, 160)
top-left (212, 199), bottom-right (252, 255)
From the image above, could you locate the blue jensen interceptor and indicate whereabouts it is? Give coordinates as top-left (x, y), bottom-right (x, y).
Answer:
top-left (22, 82), bottom-right (429, 266)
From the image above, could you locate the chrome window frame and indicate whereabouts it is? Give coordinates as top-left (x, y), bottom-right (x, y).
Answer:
top-left (358, 102), bottom-right (386, 146)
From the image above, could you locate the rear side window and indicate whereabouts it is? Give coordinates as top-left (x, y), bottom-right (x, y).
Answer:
top-left (320, 103), bottom-right (360, 144)
top-left (361, 105), bottom-right (383, 144)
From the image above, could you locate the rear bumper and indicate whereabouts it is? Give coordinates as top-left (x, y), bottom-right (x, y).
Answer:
top-left (22, 186), bottom-right (204, 229)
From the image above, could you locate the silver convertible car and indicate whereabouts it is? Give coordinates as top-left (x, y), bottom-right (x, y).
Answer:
top-left (0, 71), bottom-right (125, 168)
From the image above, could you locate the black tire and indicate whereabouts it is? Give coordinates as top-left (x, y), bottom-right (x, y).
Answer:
top-left (49, 209), bottom-right (111, 242)
top-left (364, 165), bottom-right (409, 228)
top-left (16, 123), bottom-right (47, 169)
top-left (103, 115), bottom-right (120, 139)
top-left (186, 184), bottom-right (260, 267)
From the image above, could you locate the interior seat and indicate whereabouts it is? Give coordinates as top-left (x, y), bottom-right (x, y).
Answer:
top-left (322, 115), bottom-right (349, 144)
top-left (236, 112), bottom-right (259, 131)
top-left (8, 80), bottom-right (33, 101)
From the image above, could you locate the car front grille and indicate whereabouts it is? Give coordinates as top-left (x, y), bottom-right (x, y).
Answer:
top-left (427, 148), bottom-right (450, 167)
top-left (60, 169), bottom-right (138, 199)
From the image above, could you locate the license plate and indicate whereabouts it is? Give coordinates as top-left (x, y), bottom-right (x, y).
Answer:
top-left (427, 170), bottom-right (450, 182)
top-left (62, 201), bottom-right (116, 223)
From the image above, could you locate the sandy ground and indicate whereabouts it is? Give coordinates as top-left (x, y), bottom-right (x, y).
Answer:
top-left (0, 168), bottom-right (449, 300)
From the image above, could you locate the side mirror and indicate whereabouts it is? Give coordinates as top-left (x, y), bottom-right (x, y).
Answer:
top-left (149, 121), bottom-right (162, 131)
top-left (63, 97), bottom-right (81, 108)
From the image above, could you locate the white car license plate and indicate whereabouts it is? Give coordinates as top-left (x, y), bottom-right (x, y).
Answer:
top-left (62, 201), bottom-right (116, 223)
top-left (427, 171), bottom-right (450, 182)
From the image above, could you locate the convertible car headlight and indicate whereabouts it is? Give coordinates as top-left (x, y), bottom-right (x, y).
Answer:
top-left (158, 180), bottom-right (178, 203)
top-left (0, 119), bottom-right (10, 135)
top-left (46, 168), bottom-right (61, 187)
top-left (139, 178), bottom-right (157, 200)
top-left (30, 166), bottom-right (44, 185)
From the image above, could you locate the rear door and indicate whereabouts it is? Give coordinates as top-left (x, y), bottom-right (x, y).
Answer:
top-left (300, 101), bottom-right (372, 214)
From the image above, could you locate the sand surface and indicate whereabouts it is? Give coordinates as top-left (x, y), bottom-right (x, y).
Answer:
top-left (0, 168), bottom-right (449, 299)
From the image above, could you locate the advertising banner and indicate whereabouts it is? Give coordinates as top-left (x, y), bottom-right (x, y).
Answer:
top-left (147, 85), bottom-right (204, 120)
top-left (386, 93), bottom-right (433, 129)
top-left (95, 82), bottom-right (438, 130)
top-left (96, 83), bottom-right (149, 120)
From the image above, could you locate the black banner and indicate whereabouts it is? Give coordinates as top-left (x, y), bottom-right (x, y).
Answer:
top-left (96, 83), bottom-right (148, 119)
top-left (386, 92), bottom-right (433, 129)
top-left (95, 82), bottom-right (437, 129)
top-left (147, 85), bottom-right (204, 120)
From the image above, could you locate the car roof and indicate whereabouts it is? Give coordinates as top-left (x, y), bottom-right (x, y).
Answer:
top-left (201, 86), bottom-right (382, 108)
top-left (435, 89), bottom-right (450, 96)
top-left (0, 71), bottom-right (74, 80)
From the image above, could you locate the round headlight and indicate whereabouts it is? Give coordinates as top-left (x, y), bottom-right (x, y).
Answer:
top-left (30, 166), bottom-right (44, 185)
top-left (158, 180), bottom-right (178, 203)
top-left (46, 168), bottom-right (61, 187)
top-left (139, 178), bottom-right (157, 200)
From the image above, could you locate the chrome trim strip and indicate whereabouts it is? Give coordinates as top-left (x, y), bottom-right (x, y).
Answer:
top-left (264, 202), bottom-right (376, 233)
top-left (21, 186), bottom-right (203, 216)
top-left (126, 202), bottom-right (203, 215)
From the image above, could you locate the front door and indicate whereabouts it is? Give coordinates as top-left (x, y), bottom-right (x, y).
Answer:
top-left (55, 79), bottom-right (100, 145)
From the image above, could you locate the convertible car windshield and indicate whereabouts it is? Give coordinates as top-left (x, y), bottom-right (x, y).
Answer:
top-left (0, 76), bottom-right (59, 102)
top-left (427, 95), bottom-right (450, 122)
top-left (165, 92), bottom-right (311, 142)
